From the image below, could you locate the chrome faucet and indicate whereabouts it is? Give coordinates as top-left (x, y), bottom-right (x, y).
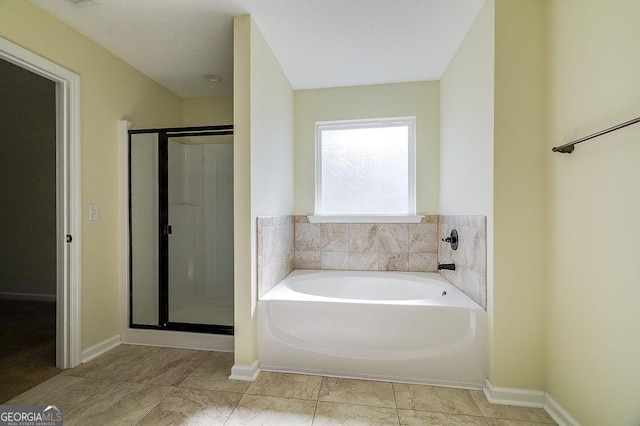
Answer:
top-left (437, 263), bottom-right (456, 271)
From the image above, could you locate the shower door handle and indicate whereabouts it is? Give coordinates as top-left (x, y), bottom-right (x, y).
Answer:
top-left (164, 225), bottom-right (172, 235)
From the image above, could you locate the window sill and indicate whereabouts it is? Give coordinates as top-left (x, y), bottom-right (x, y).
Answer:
top-left (308, 215), bottom-right (424, 224)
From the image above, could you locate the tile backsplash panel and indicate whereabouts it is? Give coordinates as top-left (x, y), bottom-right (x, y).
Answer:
top-left (438, 215), bottom-right (487, 309)
top-left (257, 214), bottom-right (487, 310)
top-left (294, 216), bottom-right (439, 272)
top-left (257, 216), bottom-right (294, 298)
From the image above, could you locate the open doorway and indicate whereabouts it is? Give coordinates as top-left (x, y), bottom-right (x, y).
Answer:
top-left (0, 58), bottom-right (59, 401)
top-left (0, 37), bottom-right (82, 399)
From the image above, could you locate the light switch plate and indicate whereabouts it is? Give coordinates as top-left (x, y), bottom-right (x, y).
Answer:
top-left (89, 204), bottom-right (100, 221)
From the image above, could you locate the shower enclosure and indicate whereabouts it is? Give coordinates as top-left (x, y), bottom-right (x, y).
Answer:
top-left (128, 125), bottom-right (233, 335)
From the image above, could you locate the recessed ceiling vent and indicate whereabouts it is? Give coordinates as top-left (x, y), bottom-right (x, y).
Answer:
top-left (66, 0), bottom-right (101, 8)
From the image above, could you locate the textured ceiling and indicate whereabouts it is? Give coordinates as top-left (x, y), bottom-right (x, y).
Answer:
top-left (30, 0), bottom-right (485, 98)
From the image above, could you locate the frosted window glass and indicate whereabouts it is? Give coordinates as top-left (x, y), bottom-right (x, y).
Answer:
top-left (318, 120), bottom-right (413, 215)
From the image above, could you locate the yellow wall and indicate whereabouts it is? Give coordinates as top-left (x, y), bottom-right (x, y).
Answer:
top-left (546, 0), bottom-right (640, 423)
top-left (493, 0), bottom-right (547, 390)
top-left (294, 82), bottom-right (440, 215)
top-left (0, 0), bottom-right (183, 350)
top-left (183, 95), bottom-right (233, 126)
top-left (440, 1), bottom-right (494, 218)
top-left (439, 0), bottom-right (497, 385)
top-left (442, 0), bottom-right (547, 391)
top-left (233, 14), bottom-right (294, 367)
top-left (233, 14), bottom-right (254, 365)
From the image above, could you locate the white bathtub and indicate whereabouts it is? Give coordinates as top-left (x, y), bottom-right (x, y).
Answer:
top-left (257, 270), bottom-right (487, 388)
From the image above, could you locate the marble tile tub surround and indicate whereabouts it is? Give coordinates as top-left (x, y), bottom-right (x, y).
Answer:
top-left (257, 216), bottom-right (295, 298)
top-left (438, 215), bottom-right (487, 309)
top-left (258, 214), bottom-right (487, 308)
top-left (294, 215), bottom-right (439, 272)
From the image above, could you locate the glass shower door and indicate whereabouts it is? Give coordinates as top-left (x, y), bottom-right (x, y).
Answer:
top-left (167, 135), bottom-right (234, 329)
top-left (129, 126), bottom-right (234, 335)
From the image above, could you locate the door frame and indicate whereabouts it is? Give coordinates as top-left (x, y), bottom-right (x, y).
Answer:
top-left (0, 37), bottom-right (82, 368)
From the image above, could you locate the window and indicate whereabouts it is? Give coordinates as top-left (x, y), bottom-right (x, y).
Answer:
top-left (315, 117), bottom-right (416, 216)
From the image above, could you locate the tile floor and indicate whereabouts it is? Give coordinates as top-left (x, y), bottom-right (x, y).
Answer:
top-left (6, 344), bottom-right (557, 425)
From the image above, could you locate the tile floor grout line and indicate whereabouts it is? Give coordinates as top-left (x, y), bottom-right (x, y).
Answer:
top-left (310, 376), bottom-right (325, 425)
top-left (132, 387), bottom-right (175, 426)
top-left (314, 399), bottom-right (400, 410)
top-left (171, 351), bottom-right (212, 389)
top-left (310, 398), bottom-right (319, 425)
top-left (61, 373), bottom-right (187, 389)
top-left (392, 383), bottom-right (402, 426)
top-left (222, 389), bottom-right (244, 426)
top-left (244, 390), bottom-right (322, 402)
top-left (391, 381), bottom-right (399, 410)
top-left (221, 377), bottom-right (250, 426)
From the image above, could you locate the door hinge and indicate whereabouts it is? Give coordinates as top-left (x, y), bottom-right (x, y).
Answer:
top-left (66, 235), bottom-right (73, 243)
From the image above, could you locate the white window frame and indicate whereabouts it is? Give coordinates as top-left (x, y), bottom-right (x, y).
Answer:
top-left (313, 117), bottom-right (418, 223)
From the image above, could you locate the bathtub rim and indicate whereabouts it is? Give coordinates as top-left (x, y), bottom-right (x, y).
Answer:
top-left (260, 269), bottom-right (484, 311)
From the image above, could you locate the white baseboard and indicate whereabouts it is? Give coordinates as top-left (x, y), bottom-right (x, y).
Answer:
top-left (81, 335), bottom-right (121, 363)
top-left (484, 379), bottom-right (545, 407)
top-left (0, 292), bottom-right (56, 302)
top-left (484, 380), bottom-right (579, 426)
top-left (229, 361), bottom-right (260, 381)
top-left (544, 393), bottom-right (581, 426)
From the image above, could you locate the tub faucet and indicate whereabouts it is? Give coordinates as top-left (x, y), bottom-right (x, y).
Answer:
top-left (437, 263), bottom-right (456, 271)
